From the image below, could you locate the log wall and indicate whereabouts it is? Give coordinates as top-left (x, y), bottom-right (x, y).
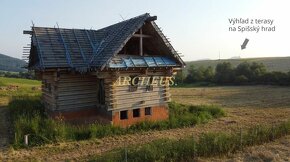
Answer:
top-left (41, 71), bottom-right (57, 111)
top-left (56, 73), bottom-right (99, 111)
top-left (41, 71), bottom-right (106, 113)
top-left (104, 70), bottom-right (171, 112)
top-left (40, 69), bottom-right (173, 125)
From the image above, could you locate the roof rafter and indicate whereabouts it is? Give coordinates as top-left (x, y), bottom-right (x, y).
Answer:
top-left (73, 29), bottom-right (87, 63)
top-left (32, 27), bottom-right (44, 69)
top-left (56, 27), bottom-right (73, 67)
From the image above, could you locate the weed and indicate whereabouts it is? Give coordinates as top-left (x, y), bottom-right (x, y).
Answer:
top-left (9, 97), bottom-right (225, 148)
top-left (92, 120), bottom-right (290, 162)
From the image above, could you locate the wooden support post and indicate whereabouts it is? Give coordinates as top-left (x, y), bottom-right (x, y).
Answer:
top-left (139, 28), bottom-right (143, 56)
top-left (24, 134), bottom-right (29, 145)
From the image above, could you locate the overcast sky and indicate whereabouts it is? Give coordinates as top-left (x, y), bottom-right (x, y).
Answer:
top-left (0, 0), bottom-right (289, 61)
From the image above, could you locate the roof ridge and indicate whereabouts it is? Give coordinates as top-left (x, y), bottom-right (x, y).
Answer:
top-left (93, 13), bottom-right (150, 32)
top-left (31, 13), bottom-right (150, 32)
top-left (89, 13), bottom-right (152, 69)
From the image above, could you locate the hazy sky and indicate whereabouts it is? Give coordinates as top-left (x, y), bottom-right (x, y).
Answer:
top-left (0, 0), bottom-right (289, 61)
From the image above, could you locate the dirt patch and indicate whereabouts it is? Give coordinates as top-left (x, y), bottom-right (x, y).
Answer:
top-left (0, 85), bottom-right (19, 91)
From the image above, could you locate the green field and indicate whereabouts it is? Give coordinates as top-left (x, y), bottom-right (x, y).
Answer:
top-left (186, 56), bottom-right (290, 73)
top-left (0, 77), bottom-right (40, 105)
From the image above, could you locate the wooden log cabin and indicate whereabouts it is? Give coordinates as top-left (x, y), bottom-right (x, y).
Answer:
top-left (23, 13), bottom-right (185, 127)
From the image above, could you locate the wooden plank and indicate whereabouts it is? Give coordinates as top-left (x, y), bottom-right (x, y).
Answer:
top-left (107, 95), bottom-right (167, 105)
top-left (105, 86), bottom-right (167, 93)
top-left (58, 90), bottom-right (97, 97)
top-left (57, 82), bottom-right (97, 88)
top-left (108, 100), bottom-right (168, 111)
top-left (140, 28), bottom-right (143, 56)
top-left (106, 91), bottom-right (170, 101)
top-left (57, 103), bottom-right (98, 110)
top-left (57, 86), bottom-right (97, 92)
top-left (23, 30), bottom-right (32, 35)
top-left (133, 34), bottom-right (151, 38)
top-left (106, 95), bottom-right (170, 105)
top-left (58, 98), bottom-right (97, 106)
top-left (58, 77), bottom-right (97, 82)
top-left (106, 88), bottom-right (167, 97)
top-left (57, 93), bottom-right (98, 101)
top-left (58, 101), bottom-right (97, 108)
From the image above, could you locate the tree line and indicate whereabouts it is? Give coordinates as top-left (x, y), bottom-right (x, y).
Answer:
top-left (0, 71), bottom-right (36, 79)
top-left (176, 62), bottom-right (290, 86)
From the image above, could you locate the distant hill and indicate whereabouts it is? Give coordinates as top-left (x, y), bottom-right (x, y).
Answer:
top-left (0, 53), bottom-right (26, 72)
top-left (185, 57), bottom-right (290, 73)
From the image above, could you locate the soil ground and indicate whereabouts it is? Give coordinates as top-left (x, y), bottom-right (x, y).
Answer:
top-left (0, 85), bottom-right (290, 161)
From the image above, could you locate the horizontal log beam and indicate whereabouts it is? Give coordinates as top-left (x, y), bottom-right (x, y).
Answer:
top-left (133, 34), bottom-right (151, 38)
top-left (23, 30), bottom-right (32, 35)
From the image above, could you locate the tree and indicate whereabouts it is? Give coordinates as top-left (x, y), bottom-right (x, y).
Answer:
top-left (260, 71), bottom-right (289, 85)
top-left (235, 62), bottom-right (251, 80)
top-left (185, 65), bottom-right (214, 83)
top-left (214, 62), bottom-right (234, 84)
top-left (185, 65), bottom-right (196, 83)
top-left (175, 71), bottom-right (185, 85)
top-left (250, 62), bottom-right (266, 81)
top-left (235, 62), bottom-right (266, 82)
top-left (202, 66), bottom-right (214, 82)
top-left (183, 61), bottom-right (289, 86)
top-left (185, 65), bottom-right (204, 82)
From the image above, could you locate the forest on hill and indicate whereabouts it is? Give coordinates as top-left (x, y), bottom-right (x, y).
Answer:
top-left (186, 57), bottom-right (290, 73)
top-left (0, 53), bottom-right (26, 72)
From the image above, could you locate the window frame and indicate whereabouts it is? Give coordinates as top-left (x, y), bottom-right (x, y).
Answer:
top-left (145, 107), bottom-right (152, 116)
top-left (133, 108), bottom-right (140, 118)
top-left (146, 85), bottom-right (153, 92)
top-left (120, 110), bottom-right (128, 120)
top-left (98, 79), bottom-right (105, 105)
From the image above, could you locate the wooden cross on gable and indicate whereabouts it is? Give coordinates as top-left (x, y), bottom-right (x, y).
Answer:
top-left (133, 28), bottom-right (151, 56)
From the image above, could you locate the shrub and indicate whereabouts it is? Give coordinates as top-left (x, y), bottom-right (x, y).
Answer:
top-left (235, 75), bottom-right (249, 84)
top-left (259, 71), bottom-right (290, 85)
top-left (214, 62), bottom-right (235, 84)
top-left (182, 61), bottom-right (289, 86)
top-left (0, 71), bottom-right (35, 79)
top-left (9, 97), bottom-right (225, 148)
top-left (185, 65), bottom-right (214, 83)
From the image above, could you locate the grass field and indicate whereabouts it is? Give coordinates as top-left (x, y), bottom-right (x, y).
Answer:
top-left (0, 77), bottom-right (290, 161)
top-left (186, 56), bottom-right (290, 73)
top-left (171, 86), bottom-right (290, 109)
top-left (0, 77), bottom-right (40, 152)
top-left (0, 77), bottom-right (40, 105)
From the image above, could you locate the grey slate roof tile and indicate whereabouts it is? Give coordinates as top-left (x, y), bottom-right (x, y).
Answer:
top-left (28, 13), bottom-right (184, 71)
